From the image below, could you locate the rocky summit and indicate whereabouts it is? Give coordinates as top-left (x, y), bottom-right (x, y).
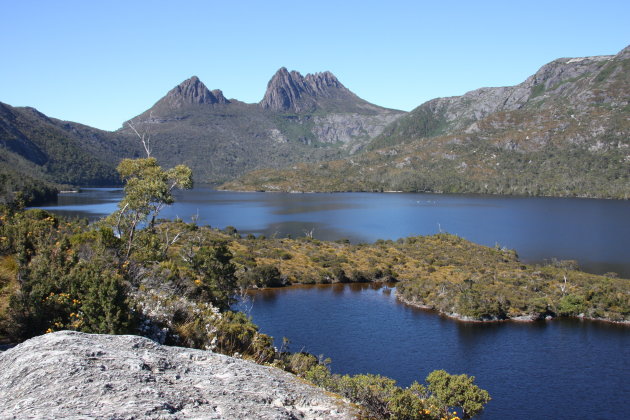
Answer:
top-left (116, 68), bottom-right (404, 183)
top-left (148, 76), bottom-right (230, 112)
top-left (260, 68), bottom-right (353, 113)
top-left (0, 331), bottom-right (356, 420)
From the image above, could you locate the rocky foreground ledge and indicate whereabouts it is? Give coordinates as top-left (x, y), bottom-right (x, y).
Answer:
top-left (0, 331), bottom-right (356, 419)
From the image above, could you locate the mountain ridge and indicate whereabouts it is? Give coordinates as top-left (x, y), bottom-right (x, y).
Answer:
top-left (117, 68), bottom-right (405, 183)
top-left (368, 50), bottom-right (623, 150)
top-left (222, 45), bottom-right (630, 199)
top-left (259, 67), bottom-right (383, 114)
top-left (150, 76), bottom-right (231, 112)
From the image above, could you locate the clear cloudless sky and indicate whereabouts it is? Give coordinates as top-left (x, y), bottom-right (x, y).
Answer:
top-left (1, 0), bottom-right (628, 131)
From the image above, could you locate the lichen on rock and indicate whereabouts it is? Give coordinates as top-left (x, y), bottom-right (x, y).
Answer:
top-left (0, 331), bottom-right (356, 419)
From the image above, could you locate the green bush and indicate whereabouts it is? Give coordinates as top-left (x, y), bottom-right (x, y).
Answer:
top-left (557, 294), bottom-right (586, 316)
top-left (244, 264), bottom-right (286, 288)
top-left (303, 364), bottom-right (490, 419)
top-left (213, 311), bottom-right (275, 363)
top-left (191, 243), bottom-right (238, 311)
top-left (0, 209), bottom-right (131, 340)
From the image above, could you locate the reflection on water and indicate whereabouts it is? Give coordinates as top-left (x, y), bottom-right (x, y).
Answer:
top-left (236, 284), bottom-right (630, 420)
top-left (34, 187), bottom-right (630, 277)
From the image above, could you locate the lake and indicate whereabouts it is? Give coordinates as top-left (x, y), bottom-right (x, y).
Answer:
top-left (37, 187), bottom-right (630, 277)
top-left (35, 188), bottom-right (630, 419)
top-left (236, 284), bottom-right (629, 420)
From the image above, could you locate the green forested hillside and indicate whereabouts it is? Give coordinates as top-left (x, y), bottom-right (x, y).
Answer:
top-left (0, 168), bottom-right (57, 206)
top-left (0, 102), bottom-right (139, 185)
top-left (0, 102), bottom-right (139, 204)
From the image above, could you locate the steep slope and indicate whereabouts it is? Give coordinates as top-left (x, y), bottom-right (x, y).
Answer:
top-left (0, 103), bottom-right (140, 183)
top-left (119, 71), bottom-right (404, 183)
top-left (0, 102), bottom-right (140, 203)
top-left (369, 47), bottom-right (628, 150)
top-left (0, 331), bottom-right (356, 419)
top-left (224, 46), bottom-right (630, 199)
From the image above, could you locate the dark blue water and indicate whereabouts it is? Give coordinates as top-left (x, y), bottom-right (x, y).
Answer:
top-left (37, 187), bottom-right (630, 277)
top-left (236, 284), bottom-right (630, 420)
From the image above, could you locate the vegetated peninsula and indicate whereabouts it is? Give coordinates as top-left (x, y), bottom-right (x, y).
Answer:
top-left (222, 45), bottom-right (630, 199)
top-left (201, 226), bottom-right (630, 323)
top-left (5, 207), bottom-right (621, 329)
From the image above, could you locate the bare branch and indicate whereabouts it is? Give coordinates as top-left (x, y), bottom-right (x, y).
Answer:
top-left (114, 202), bottom-right (129, 237)
top-left (560, 275), bottom-right (568, 295)
top-left (161, 229), bottom-right (182, 258)
top-left (127, 120), bottom-right (152, 158)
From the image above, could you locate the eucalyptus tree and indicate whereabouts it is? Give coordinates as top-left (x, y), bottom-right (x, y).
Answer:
top-left (107, 158), bottom-right (193, 258)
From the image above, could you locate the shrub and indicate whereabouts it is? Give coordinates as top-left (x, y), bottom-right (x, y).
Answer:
top-left (213, 311), bottom-right (275, 363)
top-left (191, 243), bottom-right (238, 311)
top-left (244, 264), bottom-right (286, 288)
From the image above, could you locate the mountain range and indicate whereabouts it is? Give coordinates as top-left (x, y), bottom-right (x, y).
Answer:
top-left (1, 45), bottom-right (628, 203)
top-left (224, 46), bottom-right (630, 198)
top-left (0, 67), bottom-right (404, 203)
top-left (119, 68), bottom-right (404, 183)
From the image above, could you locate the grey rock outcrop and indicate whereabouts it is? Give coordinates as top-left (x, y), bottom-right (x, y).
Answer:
top-left (117, 69), bottom-right (404, 183)
top-left (0, 331), bottom-right (356, 419)
top-left (156, 76), bottom-right (230, 110)
top-left (427, 52), bottom-right (616, 128)
top-left (373, 45), bottom-right (629, 150)
top-left (312, 112), bottom-right (403, 152)
top-left (260, 68), bottom-right (353, 112)
top-left (259, 68), bottom-right (394, 115)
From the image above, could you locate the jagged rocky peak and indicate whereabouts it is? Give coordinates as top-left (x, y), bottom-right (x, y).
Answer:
top-left (161, 76), bottom-right (230, 108)
top-left (210, 88), bottom-right (229, 103)
top-left (260, 67), bottom-right (350, 112)
top-left (260, 67), bottom-right (311, 112)
top-left (305, 71), bottom-right (345, 97)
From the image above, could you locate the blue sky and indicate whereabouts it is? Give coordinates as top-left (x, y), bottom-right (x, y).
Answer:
top-left (1, 0), bottom-right (628, 131)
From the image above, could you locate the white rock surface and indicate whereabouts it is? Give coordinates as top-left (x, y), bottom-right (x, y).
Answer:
top-left (0, 331), bottom-right (356, 419)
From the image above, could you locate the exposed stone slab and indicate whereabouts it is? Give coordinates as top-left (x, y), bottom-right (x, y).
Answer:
top-left (0, 331), bottom-right (356, 419)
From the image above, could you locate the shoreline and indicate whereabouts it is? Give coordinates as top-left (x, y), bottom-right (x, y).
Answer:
top-left (217, 186), bottom-right (628, 201)
top-left (394, 293), bottom-right (630, 326)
